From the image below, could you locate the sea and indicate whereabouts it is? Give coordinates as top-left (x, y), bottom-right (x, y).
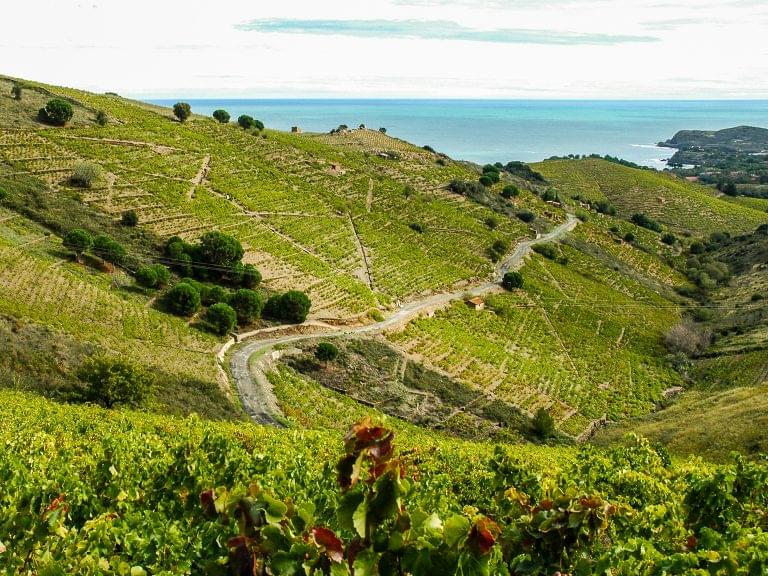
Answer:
top-left (148, 99), bottom-right (768, 169)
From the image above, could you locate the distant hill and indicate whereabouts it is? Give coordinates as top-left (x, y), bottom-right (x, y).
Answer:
top-left (660, 125), bottom-right (768, 153)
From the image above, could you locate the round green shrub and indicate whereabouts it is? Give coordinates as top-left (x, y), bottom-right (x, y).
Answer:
top-left (166, 283), bottom-right (201, 316)
top-left (206, 303), bottom-right (237, 335)
top-left (39, 99), bottom-right (74, 125)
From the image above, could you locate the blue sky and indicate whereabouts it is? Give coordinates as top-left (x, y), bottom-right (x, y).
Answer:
top-left (3, 0), bottom-right (768, 98)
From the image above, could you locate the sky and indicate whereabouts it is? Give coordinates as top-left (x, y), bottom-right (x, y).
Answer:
top-left (3, 0), bottom-right (768, 99)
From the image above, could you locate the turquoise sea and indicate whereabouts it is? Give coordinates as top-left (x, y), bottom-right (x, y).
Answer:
top-left (148, 99), bottom-right (768, 168)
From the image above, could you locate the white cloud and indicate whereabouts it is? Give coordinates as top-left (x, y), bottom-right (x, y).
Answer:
top-left (2, 0), bottom-right (767, 98)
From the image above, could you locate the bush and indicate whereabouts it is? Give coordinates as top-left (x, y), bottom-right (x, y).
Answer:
top-left (70, 162), bottom-right (101, 188)
top-left (485, 216), bottom-right (499, 229)
top-left (135, 265), bottom-right (159, 288)
top-left (77, 355), bottom-right (153, 408)
top-left (623, 232), bottom-right (636, 243)
top-left (166, 283), bottom-right (201, 316)
top-left (315, 342), bottom-right (339, 363)
top-left (542, 189), bottom-right (559, 202)
top-left (501, 185), bottom-right (519, 199)
top-left (173, 102), bottom-right (192, 122)
top-left (479, 175), bottom-right (494, 187)
top-left (213, 109), bottom-right (230, 123)
top-left (202, 285), bottom-right (229, 306)
top-left (448, 179), bottom-right (485, 197)
top-left (532, 243), bottom-right (558, 260)
top-left (228, 289), bottom-right (264, 324)
top-left (378, 127), bottom-right (386, 133)
top-left (93, 235), bottom-right (125, 265)
top-left (241, 264), bottom-right (262, 288)
top-left (516, 210), bottom-right (536, 223)
top-left (689, 241), bottom-right (705, 254)
top-left (595, 201), bottom-right (617, 216)
top-left (265, 290), bottom-right (312, 323)
top-left (11, 84), bottom-right (22, 100)
top-left (63, 228), bottom-right (93, 261)
top-left (631, 213), bottom-right (662, 232)
top-left (665, 320), bottom-right (711, 356)
top-left (121, 210), bottom-right (138, 226)
top-left (575, 209), bottom-right (589, 222)
top-left (39, 99), bottom-right (73, 125)
top-left (409, 222), bottom-right (425, 234)
top-left (95, 110), bottom-right (108, 126)
top-left (532, 407), bottom-right (555, 439)
top-left (150, 263), bottom-right (170, 287)
top-left (238, 114), bottom-right (257, 129)
top-left (488, 239), bottom-right (510, 262)
top-left (502, 271), bottom-right (524, 290)
top-left (661, 233), bottom-right (676, 245)
top-left (206, 303), bottom-right (237, 335)
top-left (198, 231), bottom-right (244, 270)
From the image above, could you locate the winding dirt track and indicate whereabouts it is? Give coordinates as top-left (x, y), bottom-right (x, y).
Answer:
top-left (228, 215), bottom-right (579, 425)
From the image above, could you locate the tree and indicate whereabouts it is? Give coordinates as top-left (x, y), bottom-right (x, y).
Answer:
top-left (213, 109), bottom-right (230, 123)
top-left (661, 233), bottom-right (676, 245)
top-left (121, 210), bottom-right (138, 226)
top-left (11, 84), bottom-right (22, 100)
top-left (39, 99), bottom-right (74, 126)
top-left (665, 320), bottom-right (711, 356)
top-left (95, 110), bottom-right (108, 126)
top-left (70, 162), bottom-right (101, 188)
top-left (228, 288), bottom-right (264, 324)
top-left (264, 291), bottom-right (312, 323)
top-left (479, 175), bottom-right (494, 188)
top-left (173, 102), bottom-right (192, 122)
top-left (93, 235), bottom-right (125, 265)
top-left (241, 264), bottom-right (262, 288)
top-left (77, 355), bottom-right (153, 408)
top-left (198, 231), bottom-right (244, 271)
top-left (532, 407), bottom-right (555, 439)
top-left (238, 114), bottom-right (256, 129)
top-left (206, 303), bottom-right (237, 335)
top-left (379, 127), bottom-right (387, 133)
top-left (63, 228), bottom-right (93, 262)
top-left (166, 282), bottom-right (201, 316)
top-left (315, 342), bottom-right (339, 363)
top-left (202, 285), bottom-right (229, 305)
top-left (151, 264), bottom-right (170, 287)
top-left (135, 265), bottom-right (159, 288)
top-left (631, 213), bottom-right (662, 233)
top-left (501, 185), bottom-right (519, 199)
top-left (502, 271), bottom-right (524, 290)
top-left (516, 210), bottom-right (535, 223)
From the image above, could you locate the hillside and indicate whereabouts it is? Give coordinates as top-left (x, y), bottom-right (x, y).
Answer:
top-left (661, 125), bottom-right (768, 153)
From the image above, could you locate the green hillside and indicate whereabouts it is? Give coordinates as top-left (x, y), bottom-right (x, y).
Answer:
top-left (533, 157), bottom-right (768, 235)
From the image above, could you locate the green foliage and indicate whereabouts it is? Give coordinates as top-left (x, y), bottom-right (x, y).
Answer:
top-left (93, 234), bottom-right (126, 265)
top-left (409, 222), bottom-right (425, 234)
top-left (532, 407), bottom-right (555, 439)
top-left (484, 216), bottom-right (499, 229)
top-left (70, 162), bottom-right (101, 188)
top-left (63, 228), bottom-right (93, 259)
top-left (502, 271), bottom-right (524, 290)
top-left (662, 233), bottom-right (677, 245)
top-left (212, 109), bottom-right (230, 123)
top-left (501, 184), bottom-right (519, 199)
top-left (38, 98), bottom-right (74, 125)
top-left (228, 288), bottom-right (264, 324)
top-left (487, 238), bottom-right (510, 263)
top-left (166, 282), bottom-right (201, 316)
top-left (265, 290), bottom-right (312, 323)
top-left (135, 265), bottom-right (159, 288)
top-left (172, 101), bottom-right (192, 122)
top-left (76, 355), bottom-right (153, 407)
top-left (95, 110), bottom-right (108, 126)
top-left (205, 302), bottom-right (237, 335)
top-left (120, 209), bottom-right (138, 226)
top-left (516, 210), bottom-right (535, 223)
top-left (532, 242), bottom-right (558, 260)
top-left (631, 212), bottom-right (663, 232)
top-left (237, 114), bottom-right (258, 129)
top-left (11, 83), bottom-right (22, 100)
top-left (315, 342), bottom-right (339, 363)
top-left (198, 231), bottom-right (245, 271)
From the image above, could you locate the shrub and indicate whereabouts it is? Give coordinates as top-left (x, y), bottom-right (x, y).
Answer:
top-left (63, 228), bottom-right (93, 261)
top-left (121, 210), bottom-right (138, 226)
top-left (202, 285), bottom-right (229, 306)
top-left (502, 271), bottom-right (524, 290)
top-left (488, 239), bottom-right (510, 262)
top-left (631, 213), bottom-right (662, 232)
top-left (595, 201), bottom-right (617, 216)
top-left (95, 110), bottom-right (108, 126)
top-left (212, 109), bottom-right (230, 123)
top-left (661, 233), bottom-right (676, 245)
top-left (11, 84), bottom-right (22, 100)
top-left (479, 175), bottom-right (494, 187)
top-left (150, 263), bottom-right (170, 287)
top-left (166, 283), bottom-right (201, 316)
top-left (378, 127), bottom-right (386, 133)
top-left (665, 320), bottom-right (711, 356)
top-left (542, 189), bottom-right (559, 202)
top-left (485, 216), bottom-right (499, 229)
top-left (501, 185), bottom-right (519, 199)
top-left (315, 342), bottom-right (339, 363)
top-left (532, 407), bottom-right (555, 439)
top-left (39, 99), bottom-right (73, 125)
top-left (265, 290), bottom-right (311, 323)
top-left (238, 114), bottom-right (257, 129)
top-left (173, 102), bottom-right (192, 122)
top-left (448, 179), bottom-right (485, 197)
top-left (70, 162), bottom-right (101, 188)
top-left (135, 265), bottom-right (159, 288)
top-left (516, 210), bottom-right (536, 223)
top-left (93, 235), bottom-right (125, 265)
top-left (77, 355), bottom-right (153, 408)
top-left (228, 289), bottom-right (264, 324)
top-left (206, 303), bottom-right (237, 335)
top-left (241, 264), bottom-right (262, 288)
top-left (532, 243), bottom-right (558, 260)
top-left (623, 232), bottom-right (636, 243)
top-left (198, 231), bottom-right (244, 271)
top-left (409, 222), bottom-right (425, 234)
top-left (689, 241), bottom-right (705, 254)
top-left (575, 209), bottom-right (590, 222)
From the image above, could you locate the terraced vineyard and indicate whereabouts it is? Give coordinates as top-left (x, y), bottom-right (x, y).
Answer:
top-left (386, 244), bottom-right (682, 438)
top-left (534, 158), bottom-right (768, 235)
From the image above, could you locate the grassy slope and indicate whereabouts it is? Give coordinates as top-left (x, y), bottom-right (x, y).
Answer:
top-left (533, 158), bottom-right (768, 236)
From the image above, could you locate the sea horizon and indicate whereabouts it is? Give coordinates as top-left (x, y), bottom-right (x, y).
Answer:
top-left (147, 98), bottom-right (768, 168)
